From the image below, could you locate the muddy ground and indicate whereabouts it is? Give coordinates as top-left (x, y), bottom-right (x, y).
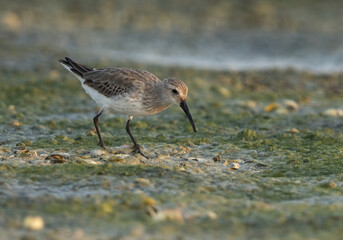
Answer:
top-left (1, 0), bottom-right (343, 239)
top-left (1, 65), bottom-right (343, 239)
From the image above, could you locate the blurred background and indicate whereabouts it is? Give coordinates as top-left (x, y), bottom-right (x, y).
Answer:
top-left (1, 0), bottom-right (343, 73)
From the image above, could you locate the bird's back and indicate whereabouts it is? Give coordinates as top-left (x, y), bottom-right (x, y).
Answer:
top-left (59, 57), bottom-right (164, 116)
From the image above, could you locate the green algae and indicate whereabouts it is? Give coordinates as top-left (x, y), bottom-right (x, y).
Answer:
top-left (2, 63), bottom-right (343, 239)
top-left (2, 0), bottom-right (343, 237)
top-left (1, 162), bottom-right (343, 240)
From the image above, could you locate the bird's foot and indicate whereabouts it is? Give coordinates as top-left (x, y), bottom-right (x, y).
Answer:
top-left (132, 144), bottom-right (148, 159)
top-left (98, 141), bottom-right (106, 149)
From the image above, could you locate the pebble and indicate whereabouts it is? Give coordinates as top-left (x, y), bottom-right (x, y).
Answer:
top-left (289, 128), bottom-right (299, 133)
top-left (16, 149), bottom-right (37, 158)
top-left (216, 86), bottom-right (231, 97)
top-left (264, 103), bottom-right (280, 112)
top-left (228, 163), bottom-right (240, 171)
top-left (152, 208), bottom-right (184, 222)
top-left (45, 153), bottom-right (69, 164)
top-left (8, 105), bottom-right (16, 115)
top-left (283, 99), bottom-right (299, 111)
top-left (232, 162), bottom-right (240, 169)
top-left (107, 155), bottom-right (125, 163)
top-left (23, 216), bottom-right (44, 230)
top-left (90, 149), bottom-right (107, 158)
top-left (3, 11), bottom-right (21, 30)
top-left (323, 108), bottom-right (343, 117)
top-left (205, 211), bottom-right (218, 220)
top-left (11, 120), bottom-right (21, 127)
top-left (142, 196), bottom-right (156, 206)
top-left (184, 210), bottom-right (218, 221)
top-left (135, 178), bottom-right (150, 186)
top-left (328, 181), bottom-right (337, 189)
top-left (82, 159), bottom-right (100, 165)
top-left (86, 129), bottom-right (96, 136)
top-left (320, 181), bottom-right (337, 189)
top-left (237, 100), bottom-right (257, 109)
top-left (275, 108), bottom-right (289, 115)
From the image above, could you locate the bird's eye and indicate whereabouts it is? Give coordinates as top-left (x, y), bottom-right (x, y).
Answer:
top-left (172, 89), bottom-right (178, 94)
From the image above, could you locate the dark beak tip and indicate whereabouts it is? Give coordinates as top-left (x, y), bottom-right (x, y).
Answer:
top-left (180, 101), bottom-right (197, 133)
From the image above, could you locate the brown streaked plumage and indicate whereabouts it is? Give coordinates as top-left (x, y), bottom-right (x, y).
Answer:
top-left (58, 57), bottom-right (197, 158)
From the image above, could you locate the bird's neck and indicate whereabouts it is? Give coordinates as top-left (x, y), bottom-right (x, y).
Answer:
top-left (143, 82), bottom-right (171, 113)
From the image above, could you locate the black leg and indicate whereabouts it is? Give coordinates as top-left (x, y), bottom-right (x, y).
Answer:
top-left (93, 109), bottom-right (105, 148)
top-left (125, 116), bottom-right (147, 158)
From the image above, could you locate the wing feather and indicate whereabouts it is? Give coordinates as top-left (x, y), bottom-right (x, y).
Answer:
top-left (83, 68), bottom-right (160, 97)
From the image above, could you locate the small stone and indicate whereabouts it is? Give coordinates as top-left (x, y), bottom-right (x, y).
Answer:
top-left (107, 155), bottom-right (125, 163)
top-left (8, 105), bottom-right (16, 115)
top-left (45, 153), bottom-right (69, 164)
top-left (153, 208), bottom-right (184, 222)
top-left (275, 108), bottom-right (288, 115)
top-left (319, 181), bottom-right (337, 189)
top-left (82, 159), bottom-right (100, 165)
top-left (216, 86), bottom-right (231, 97)
top-left (238, 100), bottom-right (257, 109)
top-left (264, 103), bottom-right (280, 112)
top-left (184, 210), bottom-right (218, 221)
top-left (142, 196), bottom-right (156, 207)
top-left (11, 120), bottom-right (21, 127)
top-left (17, 149), bottom-right (37, 158)
top-left (205, 211), bottom-right (218, 220)
top-left (228, 163), bottom-right (240, 171)
top-left (213, 155), bottom-right (221, 162)
top-left (135, 178), bottom-right (150, 186)
top-left (328, 181), bottom-right (337, 189)
top-left (86, 129), bottom-right (96, 136)
top-left (232, 162), bottom-right (240, 169)
top-left (289, 128), bottom-right (299, 133)
top-left (323, 108), bottom-right (343, 117)
top-left (3, 11), bottom-right (21, 30)
top-left (90, 149), bottom-right (107, 158)
top-left (23, 216), bottom-right (44, 231)
top-left (283, 99), bottom-right (299, 112)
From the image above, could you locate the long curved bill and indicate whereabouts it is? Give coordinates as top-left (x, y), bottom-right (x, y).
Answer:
top-left (180, 101), bottom-right (197, 132)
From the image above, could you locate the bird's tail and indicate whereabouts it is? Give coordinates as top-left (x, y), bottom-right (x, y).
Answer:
top-left (58, 57), bottom-right (93, 78)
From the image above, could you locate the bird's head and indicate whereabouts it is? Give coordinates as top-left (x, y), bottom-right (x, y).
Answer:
top-left (163, 78), bottom-right (197, 132)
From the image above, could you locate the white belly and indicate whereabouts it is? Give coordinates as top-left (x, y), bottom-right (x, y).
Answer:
top-left (65, 68), bottom-right (152, 116)
top-left (82, 84), bottom-right (149, 116)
